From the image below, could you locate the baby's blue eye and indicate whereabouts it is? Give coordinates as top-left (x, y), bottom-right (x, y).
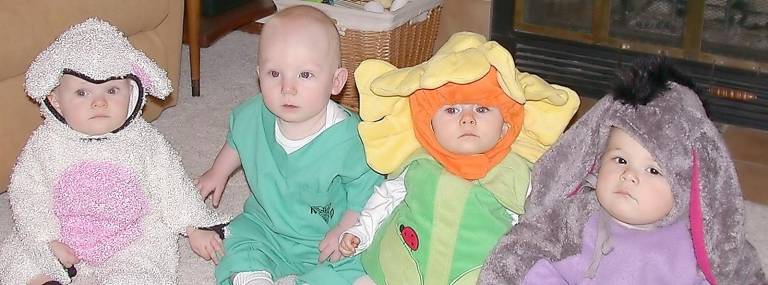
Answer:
top-left (269, 71), bottom-right (280, 77)
top-left (476, 106), bottom-right (491, 113)
top-left (444, 106), bottom-right (460, 114)
top-left (76, 89), bottom-right (87, 97)
top-left (107, 87), bottom-right (118, 95)
top-left (299, 71), bottom-right (313, 79)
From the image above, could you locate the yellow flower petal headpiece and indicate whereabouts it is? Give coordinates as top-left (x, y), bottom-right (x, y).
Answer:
top-left (356, 32), bottom-right (580, 175)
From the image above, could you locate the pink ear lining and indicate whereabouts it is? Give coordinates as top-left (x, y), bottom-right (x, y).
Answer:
top-left (567, 161), bottom-right (598, 198)
top-left (131, 64), bottom-right (153, 93)
top-left (567, 183), bottom-right (581, 197)
top-left (690, 148), bottom-right (717, 285)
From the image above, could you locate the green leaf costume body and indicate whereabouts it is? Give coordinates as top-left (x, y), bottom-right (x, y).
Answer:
top-left (362, 152), bottom-right (532, 285)
top-left (215, 95), bottom-right (382, 285)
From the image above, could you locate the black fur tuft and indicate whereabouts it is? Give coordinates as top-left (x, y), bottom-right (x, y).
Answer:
top-left (612, 56), bottom-right (700, 106)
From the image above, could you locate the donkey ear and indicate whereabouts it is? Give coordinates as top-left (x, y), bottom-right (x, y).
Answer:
top-left (691, 127), bottom-right (766, 284)
top-left (480, 96), bottom-right (615, 284)
top-left (525, 95), bottom-right (613, 214)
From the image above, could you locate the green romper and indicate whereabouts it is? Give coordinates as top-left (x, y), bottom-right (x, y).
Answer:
top-left (215, 96), bottom-right (382, 285)
top-left (362, 152), bottom-right (531, 285)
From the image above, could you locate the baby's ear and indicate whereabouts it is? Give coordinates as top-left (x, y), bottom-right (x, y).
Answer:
top-left (501, 122), bottom-right (510, 137)
top-left (47, 92), bottom-right (62, 112)
top-left (331, 67), bottom-right (348, 95)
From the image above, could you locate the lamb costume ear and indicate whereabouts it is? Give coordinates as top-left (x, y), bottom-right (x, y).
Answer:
top-left (25, 18), bottom-right (172, 117)
top-left (479, 57), bottom-right (766, 285)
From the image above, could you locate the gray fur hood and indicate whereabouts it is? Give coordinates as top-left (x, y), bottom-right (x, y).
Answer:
top-left (479, 58), bottom-right (766, 285)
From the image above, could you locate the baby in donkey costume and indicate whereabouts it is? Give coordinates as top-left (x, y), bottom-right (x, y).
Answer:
top-left (479, 57), bottom-right (766, 285)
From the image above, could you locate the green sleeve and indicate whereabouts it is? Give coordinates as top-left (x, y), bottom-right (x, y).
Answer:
top-left (226, 94), bottom-right (263, 152)
top-left (344, 168), bottom-right (383, 212)
top-left (226, 111), bottom-right (237, 151)
top-left (341, 125), bottom-right (383, 211)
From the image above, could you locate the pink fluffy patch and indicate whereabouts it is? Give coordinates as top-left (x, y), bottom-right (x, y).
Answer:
top-left (53, 161), bottom-right (148, 265)
top-left (131, 64), bottom-right (153, 94)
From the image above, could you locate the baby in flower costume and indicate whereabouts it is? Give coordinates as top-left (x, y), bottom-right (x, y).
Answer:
top-left (338, 32), bottom-right (580, 285)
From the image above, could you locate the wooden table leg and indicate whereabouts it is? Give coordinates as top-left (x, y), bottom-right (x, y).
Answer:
top-left (184, 0), bottom-right (275, 97)
top-left (185, 0), bottom-right (201, 97)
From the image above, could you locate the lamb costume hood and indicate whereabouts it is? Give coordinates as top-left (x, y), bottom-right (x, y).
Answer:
top-left (479, 58), bottom-right (766, 285)
top-left (0, 18), bottom-right (228, 284)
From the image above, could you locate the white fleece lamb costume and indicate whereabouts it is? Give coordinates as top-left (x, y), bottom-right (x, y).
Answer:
top-left (0, 18), bottom-right (228, 284)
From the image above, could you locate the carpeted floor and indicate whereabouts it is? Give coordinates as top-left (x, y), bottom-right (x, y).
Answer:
top-left (0, 31), bottom-right (766, 284)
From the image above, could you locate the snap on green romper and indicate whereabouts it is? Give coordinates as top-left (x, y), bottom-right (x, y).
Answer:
top-left (215, 95), bottom-right (382, 285)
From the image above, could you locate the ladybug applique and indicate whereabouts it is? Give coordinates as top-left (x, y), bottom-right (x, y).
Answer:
top-left (399, 224), bottom-right (419, 251)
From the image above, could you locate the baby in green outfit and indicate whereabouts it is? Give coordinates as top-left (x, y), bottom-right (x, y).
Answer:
top-left (197, 5), bottom-right (381, 285)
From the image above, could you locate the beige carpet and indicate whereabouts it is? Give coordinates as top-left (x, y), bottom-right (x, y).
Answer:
top-left (0, 31), bottom-right (766, 284)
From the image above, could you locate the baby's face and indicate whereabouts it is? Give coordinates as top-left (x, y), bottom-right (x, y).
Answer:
top-left (430, 104), bottom-right (507, 155)
top-left (47, 74), bottom-right (131, 135)
top-left (257, 20), bottom-right (344, 127)
top-left (596, 127), bottom-right (673, 228)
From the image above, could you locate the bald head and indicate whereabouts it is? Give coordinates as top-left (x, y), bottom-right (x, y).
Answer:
top-left (259, 5), bottom-right (342, 67)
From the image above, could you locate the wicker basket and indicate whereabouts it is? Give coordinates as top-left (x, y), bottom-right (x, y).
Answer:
top-left (273, 0), bottom-right (443, 111)
top-left (336, 7), bottom-right (441, 111)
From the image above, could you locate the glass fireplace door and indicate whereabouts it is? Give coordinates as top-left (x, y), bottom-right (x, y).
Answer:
top-left (513, 0), bottom-right (768, 72)
top-left (500, 0), bottom-right (768, 129)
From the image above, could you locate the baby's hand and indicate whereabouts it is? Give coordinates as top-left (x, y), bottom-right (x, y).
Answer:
top-left (50, 240), bottom-right (79, 268)
top-left (187, 227), bottom-right (224, 264)
top-left (196, 169), bottom-right (228, 208)
top-left (318, 227), bottom-right (345, 263)
top-left (339, 233), bottom-right (360, 257)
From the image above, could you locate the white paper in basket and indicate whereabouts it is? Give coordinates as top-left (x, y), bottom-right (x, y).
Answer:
top-left (268, 0), bottom-right (442, 33)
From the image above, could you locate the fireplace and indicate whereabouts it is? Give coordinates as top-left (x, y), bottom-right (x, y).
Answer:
top-left (492, 0), bottom-right (768, 130)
